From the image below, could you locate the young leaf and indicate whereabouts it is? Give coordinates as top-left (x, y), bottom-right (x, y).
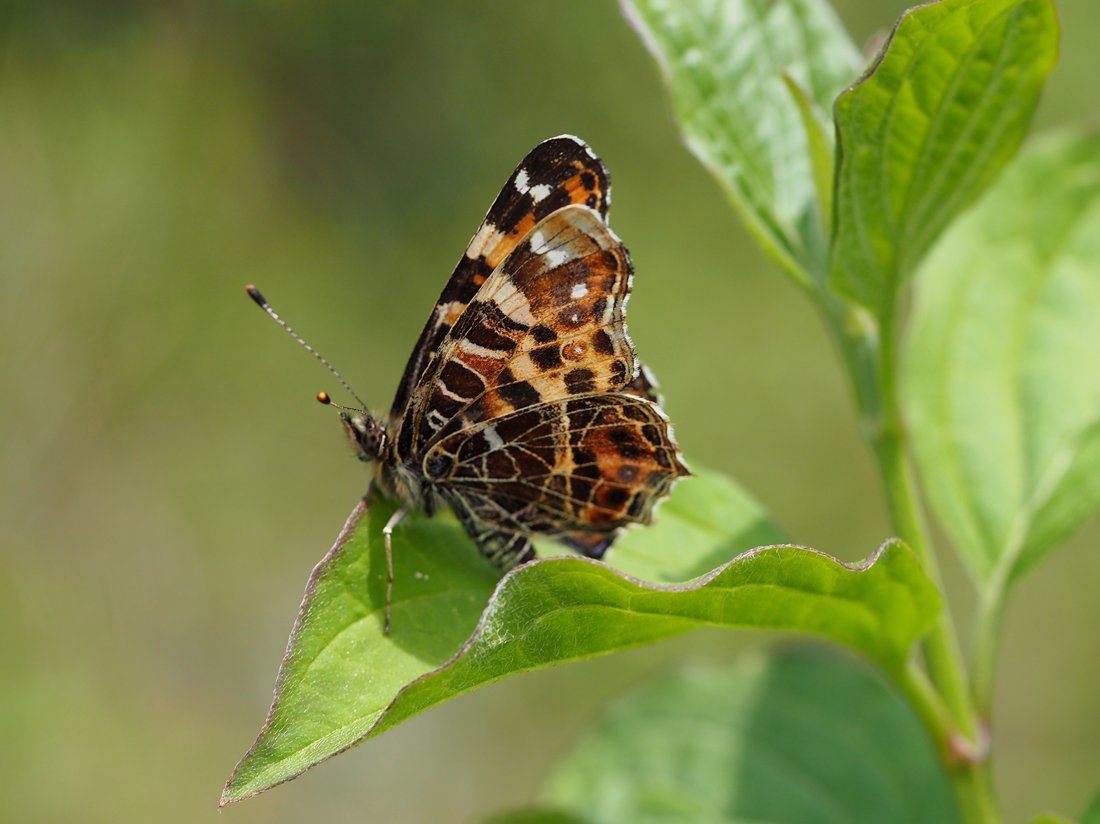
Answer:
top-left (622, 0), bottom-right (862, 284)
top-left (782, 70), bottom-right (836, 231)
top-left (542, 652), bottom-right (961, 824)
top-left (830, 0), bottom-right (1058, 313)
top-left (905, 132), bottom-right (1100, 586)
top-left (221, 470), bottom-right (938, 804)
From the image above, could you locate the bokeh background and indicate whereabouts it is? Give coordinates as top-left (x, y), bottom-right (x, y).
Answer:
top-left (2, 2), bottom-right (1098, 822)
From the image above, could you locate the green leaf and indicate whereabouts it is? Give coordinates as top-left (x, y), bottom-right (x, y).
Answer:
top-left (622, 0), bottom-right (862, 284)
top-left (221, 470), bottom-right (938, 804)
top-left (782, 70), bottom-right (836, 232)
top-left (543, 652), bottom-right (961, 824)
top-left (830, 0), bottom-right (1058, 313)
top-left (1030, 815), bottom-right (1077, 824)
top-left (905, 132), bottom-right (1100, 585)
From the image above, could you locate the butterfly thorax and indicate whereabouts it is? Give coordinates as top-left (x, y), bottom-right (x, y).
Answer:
top-left (341, 410), bottom-right (443, 516)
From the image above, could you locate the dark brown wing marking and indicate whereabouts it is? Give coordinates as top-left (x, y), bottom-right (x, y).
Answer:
top-left (387, 136), bottom-right (610, 426)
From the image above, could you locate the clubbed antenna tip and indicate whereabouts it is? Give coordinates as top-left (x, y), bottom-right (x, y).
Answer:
top-left (245, 284), bottom-right (267, 307)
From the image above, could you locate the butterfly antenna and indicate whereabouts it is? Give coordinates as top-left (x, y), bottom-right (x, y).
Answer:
top-left (246, 284), bottom-right (369, 411)
top-left (315, 391), bottom-right (359, 412)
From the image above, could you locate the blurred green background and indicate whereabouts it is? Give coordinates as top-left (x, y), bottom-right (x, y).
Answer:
top-left (2, 2), bottom-right (1097, 821)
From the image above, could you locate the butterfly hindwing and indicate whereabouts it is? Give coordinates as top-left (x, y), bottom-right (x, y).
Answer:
top-left (388, 136), bottom-right (611, 426)
top-left (423, 394), bottom-right (688, 565)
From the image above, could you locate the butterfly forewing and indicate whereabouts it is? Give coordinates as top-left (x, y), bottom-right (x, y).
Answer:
top-left (397, 204), bottom-right (638, 459)
top-left (388, 136), bottom-right (611, 425)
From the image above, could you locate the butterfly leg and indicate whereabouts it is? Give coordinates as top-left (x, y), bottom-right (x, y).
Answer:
top-left (382, 506), bottom-right (408, 635)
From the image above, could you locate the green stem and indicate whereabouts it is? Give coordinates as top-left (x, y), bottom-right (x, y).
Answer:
top-left (971, 582), bottom-right (1007, 719)
top-left (881, 307), bottom-right (979, 732)
top-left (872, 416), bottom-right (979, 743)
top-left (952, 760), bottom-right (1001, 824)
top-left (820, 293), bottom-right (997, 823)
top-left (898, 660), bottom-right (952, 741)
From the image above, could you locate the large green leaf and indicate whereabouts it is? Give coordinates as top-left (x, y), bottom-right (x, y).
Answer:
top-left (543, 652), bottom-right (960, 824)
top-left (830, 0), bottom-right (1058, 313)
top-left (905, 132), bottom-right (1100, 586)
top-left (221, 469), bottom-right (938, 804)
top-left (622, 0), bottom-right (862, 283)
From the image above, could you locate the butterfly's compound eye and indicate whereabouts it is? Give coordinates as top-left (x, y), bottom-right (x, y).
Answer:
top-left (363, 424), bottom-right (385, 455)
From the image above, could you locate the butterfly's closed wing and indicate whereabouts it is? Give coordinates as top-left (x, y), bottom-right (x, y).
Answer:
top-left (388, 136), bottom-right (611, 426)
top-left (387, 201), bottom-right (688, 568)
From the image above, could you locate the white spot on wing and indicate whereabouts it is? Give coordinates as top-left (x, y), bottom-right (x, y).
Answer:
top-left (483, 424), bottom-right (504, 451)
top-left (529, 183), bottom-right (551, 203)
top-left (514, 169), bottom-right (529, 193)
top-left (544, 248), bottom-right (569, 268)
top-left (570, 283), bottom-right (588, 300)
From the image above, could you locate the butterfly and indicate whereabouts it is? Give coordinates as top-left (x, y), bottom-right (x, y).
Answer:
top-left (249, 135), bottom-right (690, 632)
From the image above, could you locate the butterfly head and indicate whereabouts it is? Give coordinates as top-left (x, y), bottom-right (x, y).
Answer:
top-left (341, 411), bottom-right (387, 462)
top-left (317, 391), bottom-right (386, 462)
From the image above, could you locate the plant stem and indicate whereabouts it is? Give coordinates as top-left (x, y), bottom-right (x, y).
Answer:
top-left (872, 419), bottom-right (979, 743)
top-left (874, 305), bottom-right (981, 737)
top-left (822, 295), bottom-right (997, 823)
top-left (971, 582), bottom-right (1007, 719)
top-left (953, 759), bottom-right (1001, 824)
top-left (899, 660), bottom-right (952, 741)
